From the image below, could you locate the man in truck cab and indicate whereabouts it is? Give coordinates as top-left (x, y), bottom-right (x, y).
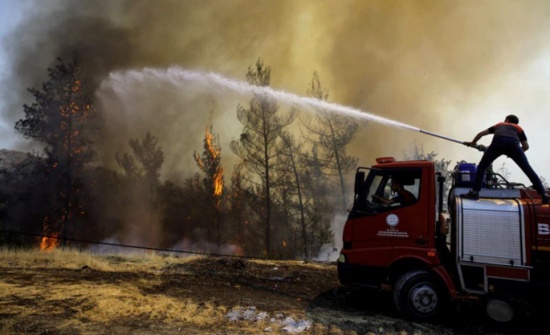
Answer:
top-left (372, 177), bottom-right (416, 206)
top-left (462, 114), bottom-right (549, 204)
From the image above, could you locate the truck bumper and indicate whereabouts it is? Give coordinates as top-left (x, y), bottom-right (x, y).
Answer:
top-left (337, 262), bottom-right (385, 289)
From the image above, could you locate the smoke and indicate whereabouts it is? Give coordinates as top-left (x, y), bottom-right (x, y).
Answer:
top-left (2, 1), bottom-right (550, 162)
top-left (315, 213), bottom-right (347, 262)
top-left (3, 0), bottom-right (550, 249)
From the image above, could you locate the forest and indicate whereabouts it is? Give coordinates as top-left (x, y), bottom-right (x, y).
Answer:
top-left (0, 54), bottom-right (451, 259)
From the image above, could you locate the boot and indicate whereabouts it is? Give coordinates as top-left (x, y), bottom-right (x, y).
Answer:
top-left (460, 190), bottom-right (479, 200)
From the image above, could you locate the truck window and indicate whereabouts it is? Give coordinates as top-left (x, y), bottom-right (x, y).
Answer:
top-left (353, 168), bottom-right (421, 214)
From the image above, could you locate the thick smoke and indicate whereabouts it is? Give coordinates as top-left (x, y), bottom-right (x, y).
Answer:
top-left (3, 1), bottom-right (550, 168)
top-left (2, 0), bottom-right (550, 247)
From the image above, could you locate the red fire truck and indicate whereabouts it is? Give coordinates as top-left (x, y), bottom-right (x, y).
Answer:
top-left (337, 157), bottom-right (550, 322)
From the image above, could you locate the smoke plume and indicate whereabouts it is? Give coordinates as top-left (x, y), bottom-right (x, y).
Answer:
top-left (3, 1), bottom-right (550, 169)
top-left (2, 0), bottom-right (550, 248)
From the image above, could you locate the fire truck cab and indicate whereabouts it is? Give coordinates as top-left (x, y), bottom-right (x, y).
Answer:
top-left (337, 157), bottom-right (550, 322)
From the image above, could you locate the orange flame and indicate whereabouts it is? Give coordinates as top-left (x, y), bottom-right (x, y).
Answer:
top-left (213, 167), bottom-right (223, 197)
top-left (40, 233), bottom-right (59, 252)
top-left (282, 240), bottom-right (287, 247)
top-left (233, 245), bottom-right (244, 257)
top-left (205, 128), bottom-right (219, 160)
top-left (205, 127), bottom-right (224, 197)
top-left (40, 217), bottom-right (59, 252)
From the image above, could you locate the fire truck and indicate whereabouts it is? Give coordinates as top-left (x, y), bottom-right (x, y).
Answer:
top-left (337, 157), bottom-right (550, 322)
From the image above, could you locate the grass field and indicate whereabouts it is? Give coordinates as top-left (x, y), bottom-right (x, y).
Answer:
top-left (0, 248), bottom-right (345, 334)
top-left (1, 248), bottom-right (545, 335)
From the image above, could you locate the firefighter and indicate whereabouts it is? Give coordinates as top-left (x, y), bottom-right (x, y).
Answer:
top-left (372, 177), bottom-right (416, 206)
top-left (462, 114), bottom-right (549, 204)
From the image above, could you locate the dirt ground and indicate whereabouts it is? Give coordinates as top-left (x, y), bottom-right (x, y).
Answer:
top-left (0, 256), bottom-right (546, 335)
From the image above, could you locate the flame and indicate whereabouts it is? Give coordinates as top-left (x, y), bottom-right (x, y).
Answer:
top-left (282, 240), bottom-right (287, 247)
top-left (40, 217), bottom-right (59, 252)
top-left (205, 128), bottom-right (219, 160)
top-left (213, 167), bottom-right (223, 196)
top-left (233, 245), bottom-right (244, 256)
top-left (40, 233), bottom-right (59, 252)
top-left (205, 127), bottom-right (224, 197)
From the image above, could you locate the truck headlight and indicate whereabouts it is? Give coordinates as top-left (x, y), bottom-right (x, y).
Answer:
top-left (337, 254), bottom-right (347, 263)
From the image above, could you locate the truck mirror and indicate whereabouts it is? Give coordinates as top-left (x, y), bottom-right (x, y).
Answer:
top-left (354, 171), bottom-right (365, 194)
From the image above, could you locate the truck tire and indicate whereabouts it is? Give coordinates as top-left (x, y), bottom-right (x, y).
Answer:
top-left (393, 270), bottom-right (444, 321)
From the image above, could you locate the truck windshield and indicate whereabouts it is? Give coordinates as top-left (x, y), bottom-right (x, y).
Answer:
top-left (353, 168), bottom-right (421, 215)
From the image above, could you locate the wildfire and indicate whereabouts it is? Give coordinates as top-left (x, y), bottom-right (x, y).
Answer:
top-left (40, 216), bottom-right (59, 252)
top-left (205, 127), bottom-right (224, 197)
top-left (213, 168), bottom-right (223, 196)
top-left (233, 245), bottom-right (244, 257)
top-left (205, 128), bottom-right (219, 160)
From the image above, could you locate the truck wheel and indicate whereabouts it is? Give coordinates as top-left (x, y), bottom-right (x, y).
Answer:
top-left (393, 270), bottom-right (444, 321)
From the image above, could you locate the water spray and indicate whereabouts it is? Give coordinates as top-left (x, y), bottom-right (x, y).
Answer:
top-left (102, 66), bottom-right (484, 151)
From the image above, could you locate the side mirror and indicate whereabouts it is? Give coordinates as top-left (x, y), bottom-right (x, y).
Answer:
top-left (354, 171), bottom-right (365, 194)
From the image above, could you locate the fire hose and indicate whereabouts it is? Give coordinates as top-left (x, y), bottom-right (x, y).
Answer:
top-left (418, 129), bottom-right (486, 152)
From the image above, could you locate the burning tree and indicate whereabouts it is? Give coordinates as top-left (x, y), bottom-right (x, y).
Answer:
top-left (303, 71), bottom-right (359, 211)
top-left (193, 126), bottom-right (224, 247)
top-left (230, 59), bottom-right (296, 257)
top-left (14, 54), bottom-right (96, 249)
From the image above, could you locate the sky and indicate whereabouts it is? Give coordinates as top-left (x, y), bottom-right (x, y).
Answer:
top-left (0, 0), bottom-right (24, 149)
top-left (1, 0), bottom-right (550, 186)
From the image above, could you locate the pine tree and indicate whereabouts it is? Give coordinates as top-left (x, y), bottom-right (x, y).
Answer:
top-left (116, 131), bottom-right (164, 200)
top-left (230, 59), bottom-right (295, 257)
top-left (14, 53), bottom-right (96, 245)
top-left (194, 126), bottom-right (224, 246)
top-left (115, 131), bottom-right (164, 245)
top-left (303, 72), bottom-right (359, 211)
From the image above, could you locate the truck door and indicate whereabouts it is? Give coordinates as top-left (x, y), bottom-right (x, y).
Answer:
top-left (349, 168), bottom-right (429, 266)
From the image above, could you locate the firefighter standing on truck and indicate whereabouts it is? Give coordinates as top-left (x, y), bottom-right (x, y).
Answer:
top-left (462, 114), bottom-right (549, 204)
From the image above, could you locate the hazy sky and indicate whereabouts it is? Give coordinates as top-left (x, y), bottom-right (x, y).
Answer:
top-left (1, 0), bottom-right (550, 186)
top-left (0, 0), bottom-right (24, 148)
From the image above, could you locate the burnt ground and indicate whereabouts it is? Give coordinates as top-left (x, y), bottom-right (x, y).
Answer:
top-left (0, 256), bottom-right (547, 334)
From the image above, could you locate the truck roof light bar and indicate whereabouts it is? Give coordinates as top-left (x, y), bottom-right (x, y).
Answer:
top-left (376, 157), bottom-right (396, 164)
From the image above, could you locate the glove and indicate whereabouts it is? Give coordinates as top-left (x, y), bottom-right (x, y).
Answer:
top-left (475, 144), bottom-right (487, 152)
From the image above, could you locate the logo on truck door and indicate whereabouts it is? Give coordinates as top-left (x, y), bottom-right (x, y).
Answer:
top-left (386, 214), bottom-right (399, 227)
top-left (377, 214), bottom-right (409, 238)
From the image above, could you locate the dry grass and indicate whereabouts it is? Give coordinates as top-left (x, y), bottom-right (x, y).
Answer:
top-left (0, 249), bottom-right (223, 334)
top-left (0, 247), bottom-right (195, 272)
top-left (1, 248), bottom-right (511, 335)
top-left (0, 248), bottom-right (334, 335)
